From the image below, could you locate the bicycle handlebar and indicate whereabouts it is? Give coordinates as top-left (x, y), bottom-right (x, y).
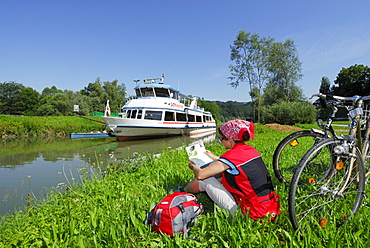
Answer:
top-left (311, 93), bottom-right (370, 103)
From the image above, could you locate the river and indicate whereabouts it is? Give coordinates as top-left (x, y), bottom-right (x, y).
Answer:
top-left (0, 133), bottom-right (216, 216)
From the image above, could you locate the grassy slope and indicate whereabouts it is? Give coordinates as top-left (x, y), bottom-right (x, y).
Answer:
top-left (0, 125), bottom-right (369, 247)
top-left (0, 115), bottom-right (105, 137)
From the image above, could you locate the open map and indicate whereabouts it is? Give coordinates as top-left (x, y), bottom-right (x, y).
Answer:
top-left (185, 141), bottom-right (213, 168)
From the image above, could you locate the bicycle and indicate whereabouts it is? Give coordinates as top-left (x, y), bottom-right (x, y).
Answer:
top-left (288, 93), bottom-right (370, 230)
top-left (273, 94), bottom-right (342, 184)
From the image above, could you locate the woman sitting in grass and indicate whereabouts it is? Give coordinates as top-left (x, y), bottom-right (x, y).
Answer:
top-left (183, 119), bottom-right (280, 220)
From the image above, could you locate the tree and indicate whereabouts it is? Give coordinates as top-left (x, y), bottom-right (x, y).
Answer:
top-left (80, 78), bottom-right (104, 97)
top-left (264, 39), bottom-right (303, 104)
top-left (0, 81), bottom-right (24, 114)
top-left (41, 86), bottom-right (63, 98)
top-left (229, 31), bottom-right (273, 123)
top-left (229, 31), bottom-right (303, 122)
top-left (332, 64), bottom-right (370, 96)
top-left (13, 87), bottom-right (41, 115)
top-left (319, 77), bottom-right (331, 94)
top-left (79, 78), bottom-right (126, 114)
top-left (0, 81), bottom-right (41, 115)
top-left (101, 79), bottom-right (126, 113)
top-left (263, 81), bottom-right (304, 106)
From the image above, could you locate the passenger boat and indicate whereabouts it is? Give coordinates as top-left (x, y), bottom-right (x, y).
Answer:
top-left (101, 76), bottom-right (216, 141)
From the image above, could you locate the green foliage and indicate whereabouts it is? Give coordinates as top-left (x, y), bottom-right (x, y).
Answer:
top-left (319, 77), bottom-right (331, 94)
top-left (266, 39), bottom-right (303, 91)
top-left (0, 78), bottom-right (126, 116)
top-left (262, 101), bottom-right (316, 125)
top-left (0, 81), bottom-right (41, 115)
top-left (215, 101), bottom-right (252, 122)
top-left (263, 81), bottom-right (304, 106)
top-left (79, 77), bottom-right (126, 114)
top-left (332, 64), bottom-right (370, 96)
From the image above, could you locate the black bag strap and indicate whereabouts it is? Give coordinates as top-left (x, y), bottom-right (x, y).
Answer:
top-left (177, 202), bottom-right (201, 241)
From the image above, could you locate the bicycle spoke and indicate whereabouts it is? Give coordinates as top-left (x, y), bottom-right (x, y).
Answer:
top-left (273, 130), bottom-right (325, 183)
top-left (289, 138), bottom-right (365, 230)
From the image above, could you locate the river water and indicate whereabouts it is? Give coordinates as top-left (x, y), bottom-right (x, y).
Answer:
top-left (0, 133), bottom-right (216, 216)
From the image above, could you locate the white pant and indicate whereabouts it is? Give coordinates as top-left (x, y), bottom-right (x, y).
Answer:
top-left (198, 177), bottom-right (238, 212)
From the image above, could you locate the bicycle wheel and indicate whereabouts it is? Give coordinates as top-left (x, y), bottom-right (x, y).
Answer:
top-left (289, 137), bottom-right (365, 231)
top-left (273, 130), bottom-right (325, 184)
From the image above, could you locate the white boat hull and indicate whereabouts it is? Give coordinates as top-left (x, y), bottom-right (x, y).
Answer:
top-left (102, 116), bottom-right (216, 141)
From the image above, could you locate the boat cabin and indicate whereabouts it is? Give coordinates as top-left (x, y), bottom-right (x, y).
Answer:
top-left (134, 77), bottom-right (189, 102)
top-left (118, 76), bottom-right (215, 125)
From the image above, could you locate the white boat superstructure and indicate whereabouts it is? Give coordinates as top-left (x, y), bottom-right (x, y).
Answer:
top-left (102, 76), bottom-right (216, 141)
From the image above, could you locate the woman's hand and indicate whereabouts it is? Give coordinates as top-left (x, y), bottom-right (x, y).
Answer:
top-left (205, 150), bottom-right (219, 160)
top-left (188, 161), bottom-right (196, 170)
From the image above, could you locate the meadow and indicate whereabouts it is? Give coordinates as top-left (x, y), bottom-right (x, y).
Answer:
top-left (0, 115), bottom-right (105, 138)
top-left (1, 124), bottom-right (370, 247)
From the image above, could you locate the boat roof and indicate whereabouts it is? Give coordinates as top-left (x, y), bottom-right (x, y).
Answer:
top-left (134, 83), bottom-right (190, 99)
top-left (134, 83), bottom-right (179, 91)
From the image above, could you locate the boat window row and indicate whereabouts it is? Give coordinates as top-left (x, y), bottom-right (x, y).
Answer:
top-left (135, 87), bottom-right (180, 99)
top-left (122, 109), bottom-right (212, 123)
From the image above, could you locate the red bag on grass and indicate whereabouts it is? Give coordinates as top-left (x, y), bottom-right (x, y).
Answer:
top-left (145, 192), bottom-right (203, 239)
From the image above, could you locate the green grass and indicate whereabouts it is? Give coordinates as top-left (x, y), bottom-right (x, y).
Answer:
top-left (1, 124), bottom-right (370, 247)
top-left (0, 115), bottom-right (105, 137)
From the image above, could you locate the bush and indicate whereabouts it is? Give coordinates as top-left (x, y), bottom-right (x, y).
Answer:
top-left (262, 101), bottom-right (316, 125)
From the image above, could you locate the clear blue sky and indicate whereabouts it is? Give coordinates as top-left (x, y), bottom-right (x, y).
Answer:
top-left (1, 0), bottom-right (370, 102)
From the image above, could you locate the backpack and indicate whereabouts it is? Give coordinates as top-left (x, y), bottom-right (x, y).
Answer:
top-left (145, 192), bottom-right (203, 239)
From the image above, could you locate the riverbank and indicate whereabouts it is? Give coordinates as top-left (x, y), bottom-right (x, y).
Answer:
top-left (0, 115), bottom-right (105, 139)
top-left (1, 125), bottom-right (369, 247)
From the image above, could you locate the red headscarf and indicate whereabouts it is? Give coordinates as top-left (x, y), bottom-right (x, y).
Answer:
top-left (219, 119), bottom-right (254, 141)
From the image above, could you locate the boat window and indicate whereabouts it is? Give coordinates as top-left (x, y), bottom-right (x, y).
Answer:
top-left (135, 89), bottom-right (142, 97)
top-left (131, 110), bottom-right (137, 119)
top-left (188, 114), bottom-right (195, 122)
top-left (196, 115), bottom-right (202, 122)
top-left (155, 88), bottom-right (169, 97)
top-left (141, 87), bottom-right (155, 97)
top-left (137, 110), bottom-right (142, 119)
top-left (204, 115), bottom-right (212, 122)
top-left (144, 110), bottom-right (162, 120)
top-left (126, 110), bottom-right (132, 118)
top-left (176, 113), bottom-right (187, 122)
top-left (120, 110), bottom-right (127, 118)
top-left (164, 111), bottom-right (175, 121)
top-left (169, 89), bottom-right (178, 99)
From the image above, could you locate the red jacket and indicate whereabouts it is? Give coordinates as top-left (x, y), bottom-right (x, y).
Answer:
top-left (219, 143), bottom-right (280, 220)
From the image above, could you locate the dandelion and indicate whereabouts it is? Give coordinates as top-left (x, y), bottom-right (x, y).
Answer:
top-left (27, 175), bottom-right (31, 181)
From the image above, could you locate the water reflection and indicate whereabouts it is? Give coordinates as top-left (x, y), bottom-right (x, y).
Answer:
top-left (0, 132), bottom-right (216, 215)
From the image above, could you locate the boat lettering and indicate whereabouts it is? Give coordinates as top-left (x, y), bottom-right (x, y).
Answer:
top-left (170, 102), bottom-right (184, 109)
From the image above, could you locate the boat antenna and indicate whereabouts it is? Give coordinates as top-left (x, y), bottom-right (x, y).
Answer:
top-left (134, 79), bottom-right (140, 84)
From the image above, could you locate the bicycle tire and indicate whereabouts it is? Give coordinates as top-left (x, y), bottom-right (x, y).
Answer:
top-left (273, 130), bottom-right (325, 184)
top-left (288, 137), bottom-right (365, 231)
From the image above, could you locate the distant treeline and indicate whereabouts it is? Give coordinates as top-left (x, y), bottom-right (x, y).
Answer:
top-left (214, 101), bottom-right (252, 123)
